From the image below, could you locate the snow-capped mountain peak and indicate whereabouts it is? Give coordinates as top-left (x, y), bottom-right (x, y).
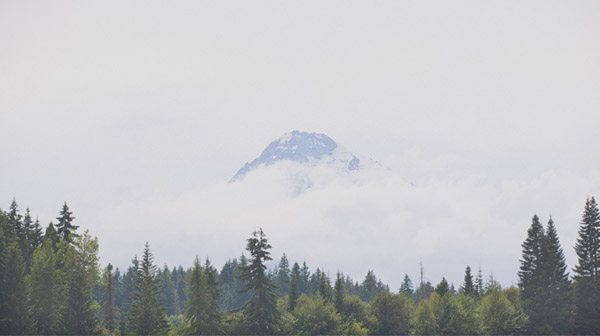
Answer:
top-left (232, 130), bottom-right (360, 181)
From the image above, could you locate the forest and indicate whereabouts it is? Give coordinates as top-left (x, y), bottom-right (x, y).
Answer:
top-left (1, 197), bottom-right (600, 335)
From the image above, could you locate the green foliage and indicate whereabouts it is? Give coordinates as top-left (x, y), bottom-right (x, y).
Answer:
top-left (240, 228), bottom-right (279, 334)
top-left (128, 242), bottom-right (168, 335)
top-left (435, 277), bottom-right (449, 296)
top-left (400, 274), bottom-right (414, 296)
top-left (412, 296), bottom-right (439, 335)
top-left (573, 197), bottom-right (600, 334)
top-left (184, 257), bottom-right (222, 335)
top-left (292, 295), bottom-right (342, 335)
top-left (56, 202), bottom-right (79, 243)
top-left (102, 264), bottom-right (119, 332)
top-left (28, 241), bottom-right (61, 334)
top-left (370, 292), bottom-right (413, 335)
top-left (462, 266), bottom-right (476, 296)
top-left (479, 286), bottom-right (527, 335)
top-left (289, 262), bottom-right (300, 312)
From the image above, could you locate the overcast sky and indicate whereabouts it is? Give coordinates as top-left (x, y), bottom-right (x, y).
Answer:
top-left (1, 0), bottom-right (600, 288)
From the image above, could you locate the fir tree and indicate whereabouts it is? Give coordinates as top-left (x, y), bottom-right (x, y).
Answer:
top-left (462, 266), bottom-right (476, 296)
top-left (276, 253), bottom-right (291, 295)
top-left (475, 267), bottom-right (484, 297)
top-left (518, 214), bottom-right (548, 333)
top-left (400, 274), bottom-right (414, 296)
top-left (184, 257), bottom-right (222, 335)
top-left (30, 217), bottom-right (44, 252)
top-left (44, 222), bottom-right (59, 247)
top-left (360, 270), bottom-right (378, 301)
top-left (319, 272), bottom-right (332, 302)
top-left (159, 265), bottom-right (180, 316)
top-left (240, 228), bottom-right (279, 334)
top-left (0, 226), bottom-right (33, 334)
top-left (334, 272), bottom-right (344, 312)
top-left (435, 277), bottom-right (449, 296)
top-left (573, 197), bottom-right (600, 334)
top-left (289, 262), bottom-right (300, 311)
top-left (542, 217), bottom-right (572, 333)
top-left (300, 261), bottom-right (310, 294)
top-left (128, 242), bottom-right (168, 335)
top-left (102, 264), bottom-right (118, 332)
top-left (56, 202), bottom-right (78, 242)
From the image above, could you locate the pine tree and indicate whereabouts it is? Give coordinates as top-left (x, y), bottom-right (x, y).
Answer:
top-left (435, 277), bottom-right (449, 296)
top-left (573, 197), bottom-right (600, 334)
top-left (400, 274), bottom-right (414, 296)
top-left (44, 222), bottom-right (59, 247)
top-left (240, 228), bottom-right (279, 334)
top-left (276, 253), bottom-right (291, 295)
top-left (21, 207), bottom-right (34, 266)
top-left (7, 199), bottom-right (28, 260)
top-left (475, 267), bottom-right (484, 297)
top-left (300, 261), bottom-right (310, 294)
top-left (334, 272), bottom-right (344, 312)
top-left (159, 264), bottom-right (180, 316)
top-left (184, 257), bottom-right (222, 335)
top-left (0, 224), bottom-right (33, 334)
top-left (462, 266), bottom-right (475, 296)
top-left (360, 270), bottom-right (378, 301)
top-left (128, 242), bottom-right (168, 335)
top-left (289, 262), bottom-right (300, 311)
top-left (56, 202), bottom-right (78, 242)
top-left (30, 217), bottom-right (44, 252)
top-left (319, 272), bottom-right (332, 302)
top-left (102, 264), bottom-right (118, 332)
top-left (542, 217), bottom-right (572, 333)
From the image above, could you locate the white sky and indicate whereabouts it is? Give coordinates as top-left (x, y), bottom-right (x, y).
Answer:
top-left (1, 0), bottom-right (600, 288)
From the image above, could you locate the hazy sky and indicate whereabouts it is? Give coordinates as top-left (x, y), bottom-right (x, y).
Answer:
top-left (1, 0), bottom-right (600, 288)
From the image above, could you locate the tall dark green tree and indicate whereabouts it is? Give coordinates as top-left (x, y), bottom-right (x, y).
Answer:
top-left (475, 267), bottom-right (484, 297)
top-left (573, 197), bottom-right (600, 334)
top-left (334, 272), bottom-right (344, 312)
top-left (159, 265), bottom-right (180, 316)
top-left (435, 277), bottom-right (449, 296)
top-left (29, 217), bottom-right (44, 252)
top-left (360, 270), bottom-right (378, 301)
top-left (240, 228), bottom-right (279, 334)
top-left (289, 262), bottom-right (300, 312)
top-left (542, 217), bottom-right (572, 333)
top-left (319, 272), bottom-right (332, 302)
top-left (44, 222), bottom-right (59, 247)
top-left (400, 274), bottom-right (414, 296)
top-left (0, 222), bottom-right (33, 334)
top-left (128, 242), bottom-right (168, 335)
top-left (102, 264), bottom-right (118, 332)
top-left (276, 253), bottom-right (291, 295)
top-left (56, 202), bottom-right (78, 242)
top-left (184, 257), bottom-right (222, 335)
top-left (518, 214), bottom-right (548, 333)
top-left (462, 266), bottom-right (475, 296)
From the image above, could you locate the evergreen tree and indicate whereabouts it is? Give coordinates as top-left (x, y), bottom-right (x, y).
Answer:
top-left (573, 197), bottom-right (600, 334)
top-left (334, 272), bottom-right (344, 312)
top-left (435, 277), bottom-right (449, 296)
top-left (360, 270), bottom-right (378, 301)
top-left (276, 253), bottom-right (291, 295)
top-left (102, 264), bottom-right (118, 332)
top-left (542, 217), bottom-right (572, 333)
top-left (371, 292), bottom-right (413, 335)
top-left (399, 274), bottom-right (414, 296)
top-left (319, 272), bottom-right (332, 302)
top-left (300, 261), bottom-right (310, 294)
top-left (159, 264), bottom-right (180, 316)
top-left (518, 214), bottom-right (548, 333)
top-left (475, 267), bottom-right (484, 297)
top-left (184, 257), bottom-right (222, 335)
top-left (0, 224), bottom-right (33, 334)
top-left (289, 262), bottom-right (300, 311)
top-left (44, 222), bottom-right (59, 247)
top-left (56, 202), bottom-right (78, 242)
top-left (128, 242), bottom-right (168, 335)
top-left (21, 207), bottom-right (34, 266)
top-left (29, 217), bottom-right (44, 252)
top-left (240, 228), bottom-right (279, 334)
top-left (462, 266), bottom-right (475, 296)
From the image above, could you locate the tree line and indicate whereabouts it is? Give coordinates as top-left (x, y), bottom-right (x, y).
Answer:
top-left (1, 197), bottom-right (600, 335)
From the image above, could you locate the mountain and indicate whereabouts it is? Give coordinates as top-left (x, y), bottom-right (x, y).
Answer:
top-left (232, 130), bottom-right (360, 181)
